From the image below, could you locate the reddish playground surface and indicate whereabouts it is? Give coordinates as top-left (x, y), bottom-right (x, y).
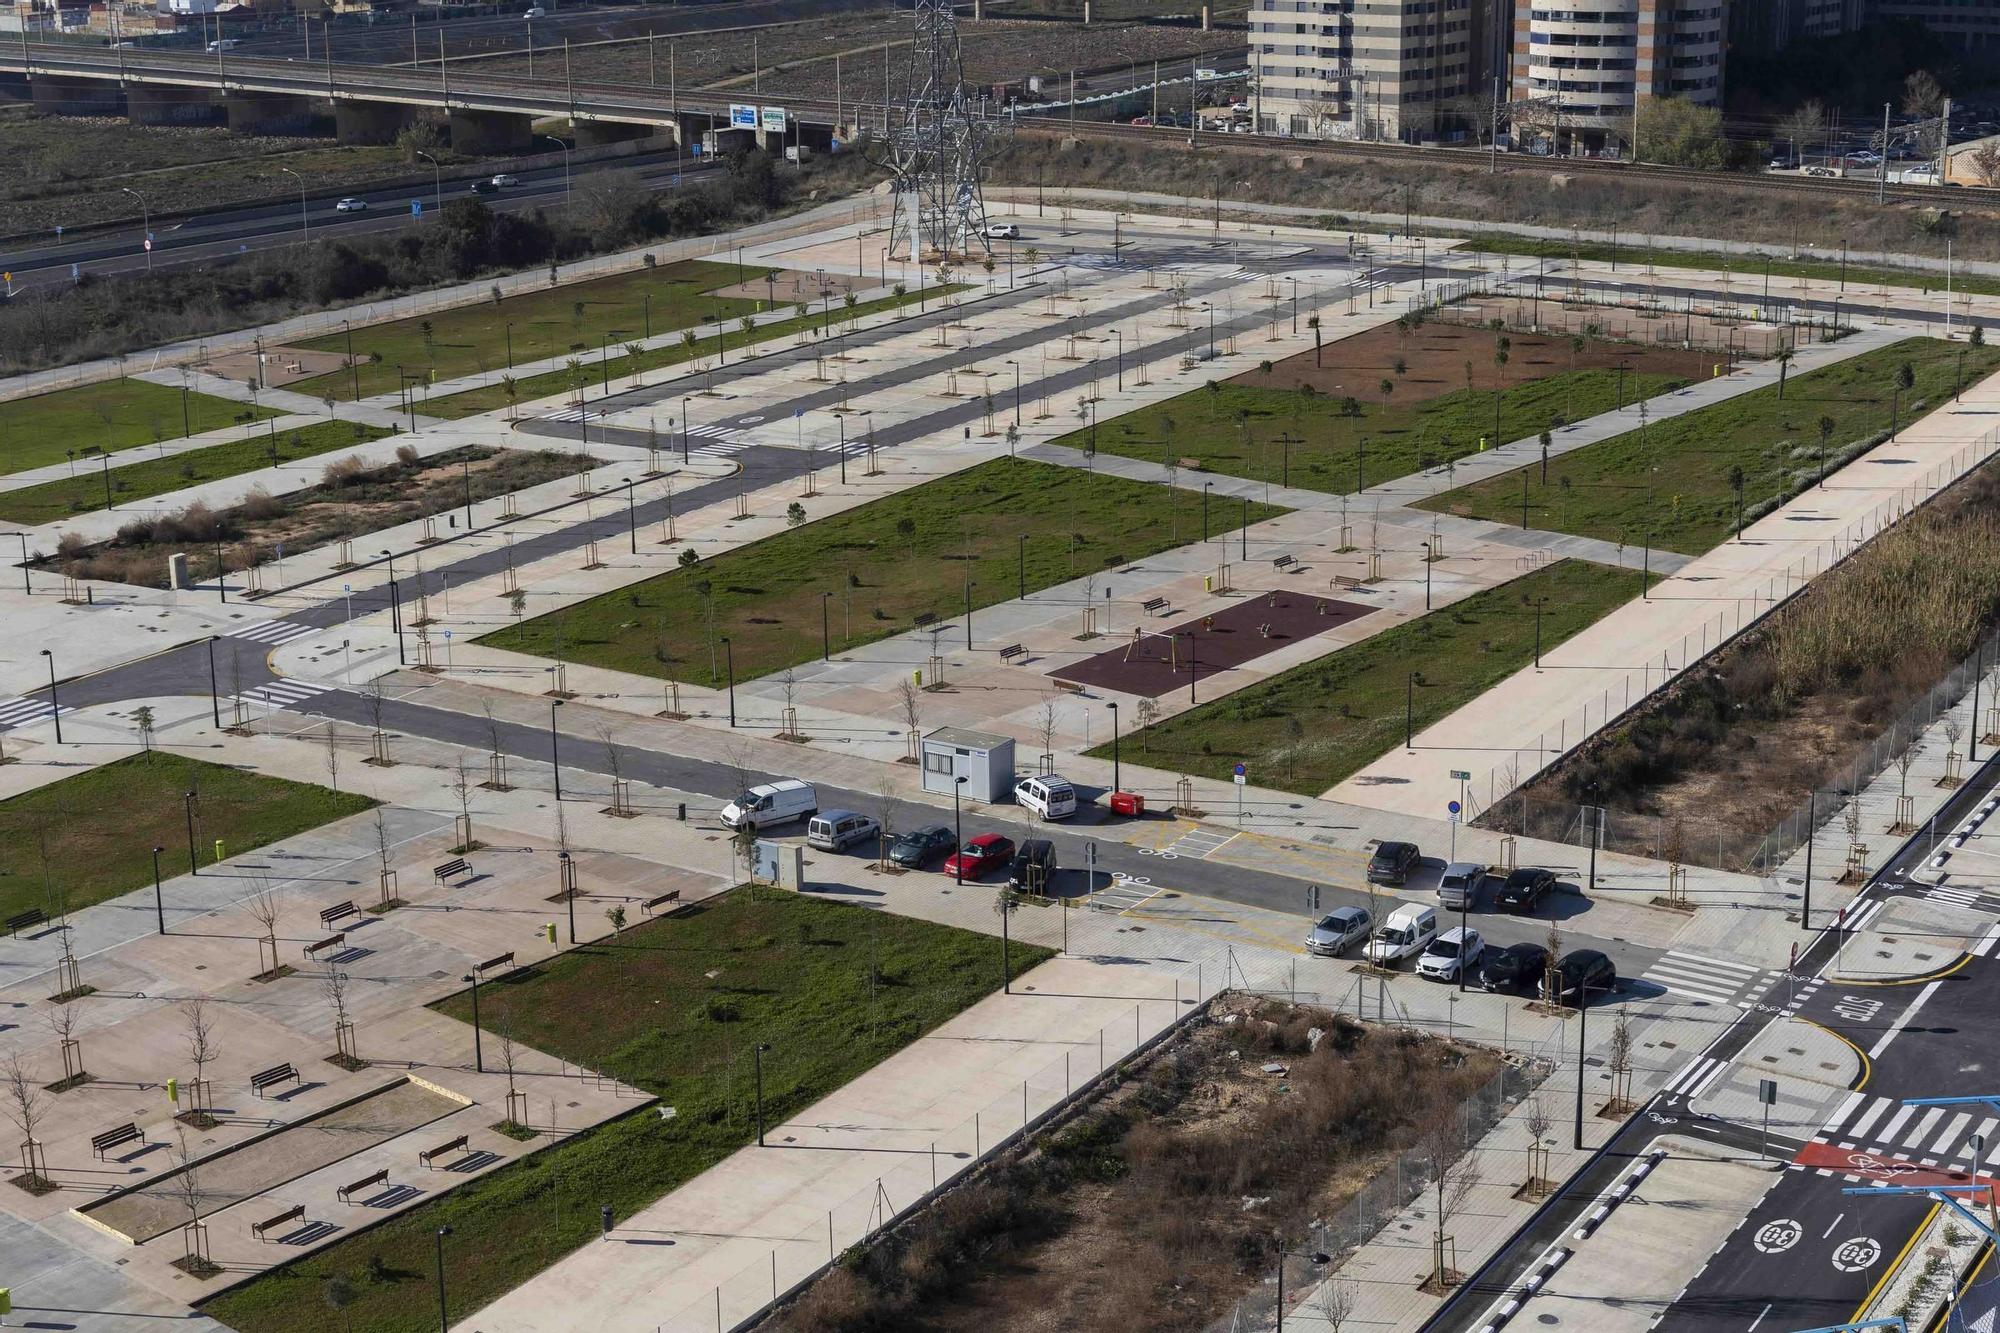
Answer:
top-left (1050, 588), bottom-right (1375, 697)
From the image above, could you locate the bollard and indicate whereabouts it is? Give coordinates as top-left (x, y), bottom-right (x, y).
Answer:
top-left (546, 922), bottom-right (557, 945)
top-left (678, 801), bottom-right (687, 821)
top-left (600, 1204), bottom-right (614, 1239)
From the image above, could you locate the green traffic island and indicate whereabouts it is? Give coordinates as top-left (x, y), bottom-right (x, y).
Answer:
top-left (1046, 321), bottom-right (1707, 495)
top-left (422, 280), bottom-right (969, 421)
top-left (1093, 559), bottom-right (1635, 796)
top-left (198, 885), bottom-right (1052, 1333)
top-left (477, 456), bottom-right (1288, 686)
top-left (1419, 337), bottom-right (2000, 557)
top-left (0, 419), bottom-right (395, 526)
top-left (0, 752), bottom-right (375, 922)
top-left (0, 377), bottom-right (280, 479)
top-left (37, 445), bottom-right (596, 590)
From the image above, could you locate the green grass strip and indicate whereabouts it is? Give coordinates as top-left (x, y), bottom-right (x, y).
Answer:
top-left (1456, 234), bottom-right (2000, 300)
top-left (1092, 559), bottom-right (1634, 796)
top-left (0, 378), bottom-right (277, 478)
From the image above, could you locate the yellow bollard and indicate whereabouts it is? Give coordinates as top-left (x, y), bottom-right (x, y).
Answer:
top-left (546, 923), bottom-right (557, 945)
top-left (166, 1076), bottom-right (179, 1105)
top-left (213, 839), bottom-right (224, 864)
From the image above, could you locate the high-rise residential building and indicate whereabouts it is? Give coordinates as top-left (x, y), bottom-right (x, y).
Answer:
top-left (1869, 1), bottom-right (2000, 47)
top-left (1248, 0), bottom-right (1500, 142)
top-left (1729, 0), bottom-right (1866, 54)
top-left (1511, 2), bottom-right (1727, 154)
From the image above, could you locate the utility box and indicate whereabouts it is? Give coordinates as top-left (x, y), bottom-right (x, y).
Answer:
top-left (167, 551), bottom-right (189, 590)
top-left (920, 726), bottom-right (1015, 804)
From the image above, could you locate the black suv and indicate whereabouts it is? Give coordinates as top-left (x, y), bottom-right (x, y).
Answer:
top-left (1366, 841), bottom-right (1421, 886)
top-left (1494, 867), bottom-right (1557, 913)
top-left (1008, 839), bottom-right (1058, 893)
top-left (1476, 942), bottom-right (1549, 994)
top-left (1543, 949), bottom-right (1617, 1005)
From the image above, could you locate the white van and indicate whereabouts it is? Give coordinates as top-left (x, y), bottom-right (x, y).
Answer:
top-left (1364, 903), bottom-right (1438, 967)
top-left (1436, 862), bottom-right (1485, 910)
top-left (1014, 774), bottom-right (1078, 821)
top-left (720, 779), bottom-right (816, 833)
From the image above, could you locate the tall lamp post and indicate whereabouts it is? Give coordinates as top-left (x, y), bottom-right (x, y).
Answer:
top-left (118, 186), bottom-right (152, 271)
top-left (952, 774), bottom-right (968, 885)
top-left (414, 149), bottom-right (443, 218)
top-left (1108, 701), bottom-right (1121, 794)
top-left (538, 133), bottom-right (573, 207)
top-left (152, 845), bottom-right (167, 935)
top-left (38, 649), bottom-right (60, 744)
top-left (721, 637), bottom-right (736, 727)
top-left (559, 850), bottom-right (576, 944)
top-left (461, 970), bottom-right (484, 1071)
top-left (1420, 540), bottom-right (1434, 610)
top-left (752, 1041), bottom-right (772, 1145)
top-left (549, 697), bottom-right (565, 799)
top-left (277, 166), bottom-right (309, 241)
top-left (434, 1226), bottom-right (453, 1333)
top-left (183, 790), bottom-right (200, 877)
top-left (1273, 1241), bottom-right (1331, 1333)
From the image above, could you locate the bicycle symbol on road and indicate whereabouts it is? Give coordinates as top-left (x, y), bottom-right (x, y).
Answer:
top-left (1847, 1153), bottom-right (1917, 1179)
top-left (1753, 1219), bottom-right (1802, 1254)
top-left (1831, 1236), bottom-right (1883, 1273)
top-left (1646, 1111), bottom-right (1679, 1126)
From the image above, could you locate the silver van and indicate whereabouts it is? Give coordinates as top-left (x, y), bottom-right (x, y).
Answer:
top-left (1436, 862), bottom-right (1485, 910)
top-left (807, 810), bottom-right (878, 853)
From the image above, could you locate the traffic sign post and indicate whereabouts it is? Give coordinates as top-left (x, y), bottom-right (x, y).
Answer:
top-left (1233, 763), bottom-right (1246, 825)
top-left (1448, 799), bottom-right (1462, 859)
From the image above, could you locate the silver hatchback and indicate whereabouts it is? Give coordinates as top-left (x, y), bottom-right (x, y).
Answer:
top-left (1304, 906), bottom-right (1371, 957)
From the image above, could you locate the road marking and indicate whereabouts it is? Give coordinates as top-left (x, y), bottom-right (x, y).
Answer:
top-left (1640, 950), bottom-right (1776, 1009)
top-left (0, 695), bottom-right (70, 730)
top-left (222, 618), bottom-right (319, 646)
top-left (1822, 1212), bottom-right (1845, 1238)
top-left (1664, 1055), bottom-right (1720, 1097)
top-left (1161, 827), bottom-right (1236, 860)
top-left (1929, 1111), bottom-right (1974, 1157)
top-left (231, 679), bottom-right (335, 712)
top-left (1866, 978), bottom-right (1944, 1058)
top-left (1685, 1057), bottom-right (1730, 1103)
top-left (1846, 1098), bottom-right (1892, 1141)
top-left (1748, 1303), bottom-right (1771, 1332)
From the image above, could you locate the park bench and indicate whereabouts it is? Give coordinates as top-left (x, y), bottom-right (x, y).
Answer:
top-left (1272, 554), bottom-right (1297, 573)
top-left (433, 858), bottom-right (472, 885)
top-left (1331, 574), bottom-right (1364, 592)
top-left (318, 900), bottom-right (357, 929)
top-left (6, 907), bottom-right (47, 937)
top-left (337, 1168), bottom-right (389, 1203)
top-left (997, 643), bottom-right (1026, 663)
top-left (1140, 596), bottom-right (1171, 616)
top-left (303, 933), bottom-right (346, 962)
top-left (250, 1062), bottom-right (299, 1097)
top-left (1054, 678), bottom-right (1086, 695)
top-left (912, 611), bottom-right (938, 630)
top-left (641, 889), bottom-right (682, 917)
top-left (90, 1123), bottom-right (144, 1160)
top-left (420, 1134), bottom-right (469, 1168)
top-left (252, 1204), bottom-right (304, 1240)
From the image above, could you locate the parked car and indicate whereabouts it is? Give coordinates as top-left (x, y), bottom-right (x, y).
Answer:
top-left (1304, 906), bottom-right (1371, 957)
top-left (984, 222), bottom-right (1020, 239)
top-left (943, 833), bottom-right (1015, 880)
top-left (334, 197), bottom-right (368, 213)
top-left (1543, 949), bottom-right (1618, 1005)
top-left (1494, 867), bottom-right (1557, 913)
top-left (888, 824), bottom-right (956, 869)
top-left (1477, 942), bottom-right (1550, 994)
top-left (720, 779), bottom-right (816, 833)
top-left (1436, 861), bottom-right (1485, 910)
top-left (1366, 841), bottom-right (1421, 886)
top-left (1363, 903), bottom-right (1437, 967)
top-left (807, 810), bottom-right (878, 853)
top-left (1416, 926), bottom-right (1485, 982)
top-left (1014, 774), bottom-right (1077, 821)
top-left (1008, 838), bottom-right (1057, 892)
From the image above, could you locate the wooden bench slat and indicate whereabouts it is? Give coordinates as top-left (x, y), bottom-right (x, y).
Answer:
top-left (338, 1168), bottom-right (389, 1202)
top-left (253, 1204), bottom-right (305, 1239)
top-left (420, 1134), bottom-right (470, 1167)
top-left (91, 1123), bottom-right (142, 1157)
top-left (6, 907), bottom-right (47, 935)
top-left (433, 858), bottom-right (472, 882)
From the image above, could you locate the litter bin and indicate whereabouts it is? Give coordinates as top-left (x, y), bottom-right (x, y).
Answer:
top-left (1110, 791), bottom-right (1144, 817)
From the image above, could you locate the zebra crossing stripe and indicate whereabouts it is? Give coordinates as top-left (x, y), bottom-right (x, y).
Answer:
top-left (224, 619), bottom-right (318, 645)
top-left (0, 696), bottom-right (68, 729)
top-left (233, 679), bottom-right (333, 711)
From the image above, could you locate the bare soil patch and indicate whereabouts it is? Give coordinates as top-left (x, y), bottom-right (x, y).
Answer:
top-left (763, 995), bottom-right (1508, 1333)
top-left (1231, 322), bottom-right (1715, 407)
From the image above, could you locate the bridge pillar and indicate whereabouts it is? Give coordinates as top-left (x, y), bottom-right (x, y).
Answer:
top-left (573, 119), bottom-right (651, 149)
top-left (448, 108), bottom-right (533, 154)
top-left (30, 74), bottom-right (123, 117)
top-left (127, 82), bottom-right (221, 127)
top-left (0, 73), bottom-right (30, 105)
top-left (225, 90), bottom-right (321, 135)
top-left (333, 99), bottom-right (417, 145)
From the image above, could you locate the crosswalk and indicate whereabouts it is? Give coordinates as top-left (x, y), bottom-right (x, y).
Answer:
top-left (229, 679), bottom-right (335, 713)
top-left (1661, 1053), bottom-right (1732, 1104)
top-left (1639, 949), bottom-right (1779, 1010)
top-left (1808, 1090), bottom-right (2000, 1179)
top-left (0, 695), bottom-right (70, 731)
top-left (1157, 827), bottom-right (1236, 861)
top-left (222, 618), bottom-right (320, 647)
top-left (1092, 872), bottom-right (1163, 913)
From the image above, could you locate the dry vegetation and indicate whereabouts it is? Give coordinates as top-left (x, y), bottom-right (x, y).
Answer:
top-left (996, 135), bottom-right (2000, 264)
top-left (48, 445), bottom-right (594, 587)
top-left (765, 996), bottom-right (1502, 1333)
top-left (1501, 459), bottom-right (2000, 865)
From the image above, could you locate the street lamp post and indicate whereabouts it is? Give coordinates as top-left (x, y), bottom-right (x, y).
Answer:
top-left (1406, 672), bottom-right (1418, 749)
top-left (1108, 701), bottom-right (1120, 794)
top-left (681, 396), bottom-right (693, 462)
top-left (549, 698), bottom-right (565, 799)
top-left (277, 166), bottom-right (309, 241)
top-left (1202, 482), bottom-right (1213, 541)
top-left (752, 1042), bottom-right (772, 1145)
top-left (964, 580), bottom-right (975, 650)
top-left (184, 790), bottom-right (199, 877)
top-left (1273, 1241), bottom-right (1331, 1333)
top-left (623, 477), bottom-right (637, 554)
top-left (461, 971), bottom-right (484, 1071)
top-left (415, 149), bottom-right (442, 218)
top-left (152, 845), bottom-right (167, 935)
top-left (1573, 993), bottom-right (1589, 1149)
top-left (434, 1226), bottom-right (453, 1333)
top-left (952, 774), bottom-right (967, 885)
top-left (821, 591), bottom-right (832, 660)
top-left (559, 850), bottom-right (575, 944)
top-left (38, 649), bottom-right (60, 743)
top-left (119, 186), bottom-right (152, 271)
top-left (538, 133), bottom-right (573, 207)
top-left (1421, 541), bottom-right (1434, 609)
top-left (722, 637), bottom-right (736, 727)
top-left (206, 635), bottom-right (222, 729)
top-left (1017, 534), bottom-right (1027, 599)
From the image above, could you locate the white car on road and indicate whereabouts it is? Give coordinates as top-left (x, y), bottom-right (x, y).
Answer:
top-left (984, 222), bottom-right (1020, 239)
top-left (334, 197), bottom-right (368, 213)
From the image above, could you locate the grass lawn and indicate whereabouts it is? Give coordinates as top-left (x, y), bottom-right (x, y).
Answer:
top-left (0, 419), bottom-right (395, 525)
top-left (478, 457), bottom-right (1287, 684)
top-left (1047, 368), bottom-right (1690, 495)
top-left (1458, 234), bottom-right (2000, 300)
top-left (420, 283), bottom-right (956, 420)
top-left (200, 888), bottom-right (1050, 1333)
top-left (1093, 560), bottom-right (1633, 794)
top-left (0, 378), bottom-right (277, 478)
top-left (294, 259), bottom-right (763, 403)
top-left (1419, 338), bottom-right (2000, 555)
top-left (0, 752), bottom-right (374, 922)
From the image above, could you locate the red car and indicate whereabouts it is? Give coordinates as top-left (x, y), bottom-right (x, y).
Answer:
top-left (942, 833), bottom-right (1015, 880)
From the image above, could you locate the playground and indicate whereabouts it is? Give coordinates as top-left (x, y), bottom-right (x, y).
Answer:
top-left (1051, 588), bottom-right (1374, 697)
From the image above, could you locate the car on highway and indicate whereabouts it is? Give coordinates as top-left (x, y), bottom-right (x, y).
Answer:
top-left (206, 38), bottom-right (239, 52)
top-left (523, 6), bottom-right (546, 16)
top-left (1542, 949), bottom-right (1618, 1005)
top-left (1805, 165), bottom-right (1839, 178)
top-left (1366, 840), bottom-right (1420, 886)
top-left (1494, 867), bottom-right (1557, 913)
top-left (335, 197), bottom-right (369, 213)
top-left (1476, 942), bottom-right (1549, 994)
top-left (888, 823), bottom-right (955, 869)
top-left (1416, 926), bottom-right (1485, 982)
top-left (984, 222), bottom-right (1020, 239)
top-left (1303, 906), bottom-right (1371, 957)
top-left (943, 832), bottom-right (1014, 880)
top-left (471, 179), bottom-right (500, 195)
top-left (491, 173), bottom-right (520, 187)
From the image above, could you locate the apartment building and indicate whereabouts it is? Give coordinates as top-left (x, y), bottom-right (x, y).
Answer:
top-left (1730, 0), bottom-right (1866, 53)
top-left (1870, 0), bottom-right (2000, 46)
top-left (1248, 0), bottom-right (1506, 142)
top-left (1511, 2), bottom-right (1727, 153)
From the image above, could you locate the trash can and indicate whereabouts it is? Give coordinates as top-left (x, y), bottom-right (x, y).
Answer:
top-left (1110, 791), bottom-right (1144, 817)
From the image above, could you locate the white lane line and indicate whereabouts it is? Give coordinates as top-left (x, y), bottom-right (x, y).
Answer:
top-left (1867, 979), bottom-right (1945, 1060)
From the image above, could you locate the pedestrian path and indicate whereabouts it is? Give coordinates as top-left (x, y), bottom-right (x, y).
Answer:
top-left (1638, 950), bottom-right (1780, 1010)
top-left (223, 618), bottom-right (321, 647)
top-left (231, 678), bottom-right (335, 712)
top-left (0, 694), bottom-right (66, 731)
